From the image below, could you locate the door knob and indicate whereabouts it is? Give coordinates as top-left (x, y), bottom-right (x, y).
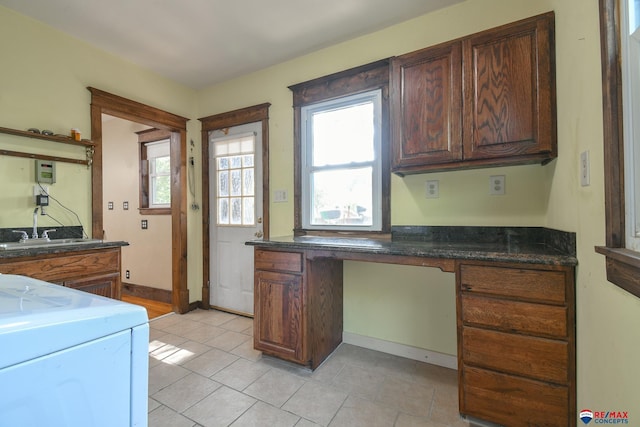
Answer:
top-left (254, 230), bottom-right (264, 238)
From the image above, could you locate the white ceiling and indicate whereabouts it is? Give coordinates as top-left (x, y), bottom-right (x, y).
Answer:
top-left (0, 0), bottom-right (462, 89)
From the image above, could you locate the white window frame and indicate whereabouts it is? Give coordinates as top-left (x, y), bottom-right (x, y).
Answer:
top-left (146, 139), bottom-right (171, 209)
top-left (300, 89), bottom-right (382, 231)
top-left (621, 0), bottom-right (640, 250)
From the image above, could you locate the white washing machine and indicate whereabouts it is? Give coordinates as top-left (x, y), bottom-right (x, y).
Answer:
top-left (0, 274), bottom-right (149, 427)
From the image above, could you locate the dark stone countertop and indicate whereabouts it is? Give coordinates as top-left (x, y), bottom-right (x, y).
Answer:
top-left (0, 240), bottom-right (129, 260)
top-left (246, 226), bottom-right (577, 266)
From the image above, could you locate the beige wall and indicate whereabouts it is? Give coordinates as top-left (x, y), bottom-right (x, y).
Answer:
top-left (0, 5), bottom-right (202, 296)
top-left (1, 0), bottom-right (639, 417)
top-left (102, 116), bottom-right (172, 291)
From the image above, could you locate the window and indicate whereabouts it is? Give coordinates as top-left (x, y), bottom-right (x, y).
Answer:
top-left (146, 140), bottom-right (171, 208)
top-left (597, 0), bottom-right (640, 297)
top-left (301, 90), bottom-right (382, 231)
top-left (290, 59), bottom-right (391, 235)
top-left (138, 129), bottom-right (171, 215)
top-left (622, 0), bottom-right (640, 251)
top-left (212, 133), bottom-right (256, 226)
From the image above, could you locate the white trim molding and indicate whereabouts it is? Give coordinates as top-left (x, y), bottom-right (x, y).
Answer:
top-left (342, 332), bottom-right (457, 370)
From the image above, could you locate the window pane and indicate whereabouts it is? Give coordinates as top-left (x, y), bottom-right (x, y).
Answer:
top-left (243, 154), bottom-right (254, 167)
top-left (218, 198), bottom-right (229, 224)
top-left (243, 197), bottom-right (255, 225)
top-left (312, 102), bottom-right (374, 166)
top-left (152, 175), bottom-right (171, 205)
top-left (311, 167), bottom-right (372, 226)
top-left (218, 171), bottom-right (229, 197)
top-left (154, 156), bottom-right (171, 174)
top-left (230, 156), bottom-right (242, 169)
top-left (218, 157), bottom-right (230, 170)
top-left (243, 168), bottom-right (254, 196)
top-left (231, 198), bottom-right (242, 224)
top-left (231, 170), bottom-right (242, 196)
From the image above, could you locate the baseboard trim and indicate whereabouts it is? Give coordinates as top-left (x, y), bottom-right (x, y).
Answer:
top-left (122, 282), bottom-right (172, 304)
top-left (342, 332), bottom-right (458, 370)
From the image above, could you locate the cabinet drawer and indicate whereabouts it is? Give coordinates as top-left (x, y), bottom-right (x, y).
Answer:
top-left (461, 365), bottom-right (569, 427)
top-left (461, 294), bottom-right (567, 338)
top-left (462, 327), bottom-right (568, 384)
top-left (0, 249), bottom-right (120, 282)
top-left (460, 264), bottom-right (566, 304)
top-left (255, 249), bottom-right (302, 273)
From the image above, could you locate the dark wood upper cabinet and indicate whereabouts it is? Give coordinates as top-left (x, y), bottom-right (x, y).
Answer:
top-left (391, 12), bottom-right (556, 175)
top-left (391, 41), bottom-right (463, 169)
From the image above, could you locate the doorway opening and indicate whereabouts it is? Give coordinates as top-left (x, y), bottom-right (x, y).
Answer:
top-left (88, 87), bottom-right (190, 313)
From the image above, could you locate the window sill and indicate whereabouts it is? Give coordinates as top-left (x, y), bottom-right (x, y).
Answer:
top-left (139, 208), bottom-right (171, 216)
top-left (595, 246), bottom-right (640, 298)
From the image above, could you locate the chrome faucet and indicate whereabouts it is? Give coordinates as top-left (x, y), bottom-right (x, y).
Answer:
top-left (32, 207), bottom-right (39, 239)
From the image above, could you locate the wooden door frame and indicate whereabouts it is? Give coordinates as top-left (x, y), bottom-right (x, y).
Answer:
top-left (199, 103), bottom-right (271, 309)
top-left (88, 87), bottom-right (191, 313)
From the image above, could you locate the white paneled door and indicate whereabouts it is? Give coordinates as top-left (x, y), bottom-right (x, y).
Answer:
top-left (209, 122), bottom-right (263, 315)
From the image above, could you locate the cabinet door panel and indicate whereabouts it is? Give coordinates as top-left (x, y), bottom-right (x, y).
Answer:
top-left (65, 273), bottom-right (119, 299)
top-left (391, 41), bottom-right (462, 171)
top-left (461, 365), bottom-right (569, 427)
top-left (254, 270), bottom-right (304, 363)
top-left (463, 13), bottom-right (554, 160)
top-left (462, 327), bottom-right (568, 384)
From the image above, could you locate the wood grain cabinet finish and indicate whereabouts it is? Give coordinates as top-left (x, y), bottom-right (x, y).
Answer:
top-left (0, 247), bottom-right (123, 299)
top-left (253, 248), bottom-right (343, 369)
top-left (391, 40), bottom-right (463, 169)
top-left (457, 262), bottom-right (575, 427)
top-left (391, 12), bottom-right (556, 175)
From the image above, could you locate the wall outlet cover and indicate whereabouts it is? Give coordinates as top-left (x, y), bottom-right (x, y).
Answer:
top-left (425, 180), bottom-right (439, 199)
top-left (489, 175), bottom-right (506, 195)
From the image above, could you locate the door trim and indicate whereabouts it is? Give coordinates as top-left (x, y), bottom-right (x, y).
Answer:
top-left (199, 103), bottom-right (271, 309)
top-left (88, 87), bottom-right (190, 313)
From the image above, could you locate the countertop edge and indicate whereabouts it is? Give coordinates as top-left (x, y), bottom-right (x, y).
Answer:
top-left (0, 241), bottom-right (129, 259)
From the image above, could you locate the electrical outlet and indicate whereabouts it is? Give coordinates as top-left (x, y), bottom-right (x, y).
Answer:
top-left (580, 150), bottom-right (590, 187)
top-left (108, 201), bottom-right (114, 210)
top-left (125, 270), bottom-right (130, 280)
top-left (123, 201), bottom-right (129, 210)
top-left (489, 175), bottom-right (506, 195)
top-left (141, 219), bottom-right (148, 230)
top-left (425, 180), bottom-right (439, 198)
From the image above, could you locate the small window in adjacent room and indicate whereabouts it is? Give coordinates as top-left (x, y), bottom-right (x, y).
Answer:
top-left (139, 129), bottom-right (171, 215)
top-left (146, 140), bottom-right (171, 207)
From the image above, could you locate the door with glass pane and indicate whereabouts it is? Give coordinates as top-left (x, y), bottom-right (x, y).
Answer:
top-left (209, 122), bottom-right (262, 315)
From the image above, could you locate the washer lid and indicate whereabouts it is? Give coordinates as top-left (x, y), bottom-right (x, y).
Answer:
top-left (0, 274), bottom-right (148, 369)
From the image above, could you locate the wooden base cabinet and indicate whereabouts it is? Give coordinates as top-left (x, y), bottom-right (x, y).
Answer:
top-left (0, 247), bottom-right (123, 299)
top-left (457, 262), bottom-right (575, 427)
top-left (253, 248), bottom-right (343, 369)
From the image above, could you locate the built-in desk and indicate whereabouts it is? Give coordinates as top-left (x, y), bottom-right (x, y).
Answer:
top-left (247, 226), bottom-right (577, 427)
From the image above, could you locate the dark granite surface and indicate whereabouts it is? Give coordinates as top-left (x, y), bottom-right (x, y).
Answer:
top-left (246, 226), bottom-right (577, 266)
top-left (0, 226), bottom-right (128, 259)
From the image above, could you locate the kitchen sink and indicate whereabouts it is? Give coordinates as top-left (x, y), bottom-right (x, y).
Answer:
top-left (0, 239), bottom-right (103, 251)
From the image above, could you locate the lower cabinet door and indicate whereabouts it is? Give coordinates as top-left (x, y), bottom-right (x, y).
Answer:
top-left (461, 365), bottom-right (569, 427)
top-left (254, 270), bottom-right (304, 364)
top-left (64, 273), bottom-right (119, 299)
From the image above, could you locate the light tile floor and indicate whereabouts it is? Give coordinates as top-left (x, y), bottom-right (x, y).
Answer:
top-left (148, 309), bottom-right (471, 427)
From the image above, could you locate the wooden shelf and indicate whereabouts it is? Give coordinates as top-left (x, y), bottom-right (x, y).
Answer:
top-left (0, 126), bottom-right (94, 166)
